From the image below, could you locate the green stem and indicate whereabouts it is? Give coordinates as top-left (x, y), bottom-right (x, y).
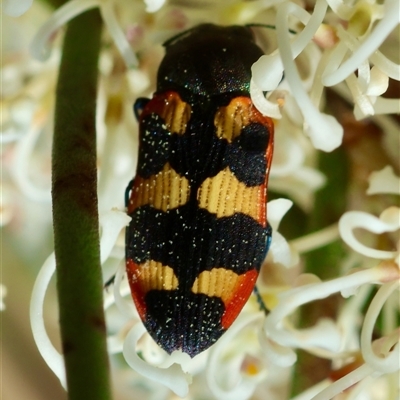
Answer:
top-left (52, 10), bottom-right (112, 400)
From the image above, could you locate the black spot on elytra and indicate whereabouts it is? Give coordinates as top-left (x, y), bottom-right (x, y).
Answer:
top-left (224, 123), bottom-right (270, 186)
top-left (145, 291), bottom-right (225, 357)
top-left (126, 204), bottom-right (269, 286)
top-left (137, 113), bottom-right (171, 177)
top-left (135, 100), bottom-right (270, 188)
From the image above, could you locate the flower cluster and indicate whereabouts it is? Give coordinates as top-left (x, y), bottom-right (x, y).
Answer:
top-left (3, 0), bottom-right (399, 399)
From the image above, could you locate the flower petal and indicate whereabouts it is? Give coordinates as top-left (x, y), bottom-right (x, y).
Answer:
top-left (367, 166), bottom-right (400, 195)
top-left (275, 1), bottom-right (343, 151)
top-left (366, 66), bottom-right (389, 96)
top-left (144, 0), bottom-right (166, 13)
top-left (99, 209), bottom-right (131, 264)
top-left (250, 79), bottom-right (282, 119)
top-left (207, 313), bottom-right (264, 400)
top-left (322, 0), bottom-right (400, 86)
top-left (30, 0), bottom-right (99, 61)
top-left (267, 198), bottom-right (293, 231)
top-left (0, 283), bottom-right (7, 311)
top-left (269, 231), bottom-right (293, 268)
top-left (339, 208), bottom-right (400, 259)
top-left (123, 324), bottom-right (192, 397)
top-left (361, 282), bottom-right (400, 373)
top-left (3, 0), bottom-right (33, 17)
top-left (30, 253), bottom-right (66, 388)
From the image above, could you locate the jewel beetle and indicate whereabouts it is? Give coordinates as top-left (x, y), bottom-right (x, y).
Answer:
top-left (125, 23), bottom-right (274, 357)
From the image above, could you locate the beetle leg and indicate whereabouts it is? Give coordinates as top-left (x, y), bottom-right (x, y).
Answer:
top-left (125, 179), bottom-right (134, 208)
top-left (104, 274), bottom-right (116, 290)
top-left (253, 223), bottom-right (273, 314)
top-left (253, 285), bottom-right (269, 315)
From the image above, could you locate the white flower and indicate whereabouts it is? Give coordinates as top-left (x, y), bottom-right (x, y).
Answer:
top-left (30, 0), bottom-right (141, 67)
top-left (269, 117), bottom-right (326, 211)
top-left (253, 0), bottom-right (399, 150)
top-left (252, 0), bottom-right (343, 151)
top-left (144, 0), bottom-right (165, 13)
top-left (2, 0), bottom-right (33, 17)
top-left (258, 164), bottom-right (400, 398)
top-left (339, 167), bottom-right (400, 263)
top-left (0, 284), bottom-right (7, 311)
top-left (30, 209), bottom-right (131, 388)
top-left (367, 165), bottom-right (400, 195)
top-left (267, 198), bottom-right (295, 268)
top-left (123, 324), bottom-right (192, 397)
